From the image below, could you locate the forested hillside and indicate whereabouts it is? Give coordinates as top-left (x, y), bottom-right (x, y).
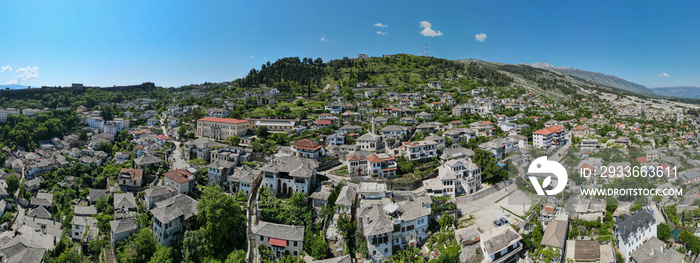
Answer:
top-left (234, 54), bottom-right (514, 94)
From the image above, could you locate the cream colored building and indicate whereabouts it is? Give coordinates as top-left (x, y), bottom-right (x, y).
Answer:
top-left (196, 117), bottom-right (248, 140)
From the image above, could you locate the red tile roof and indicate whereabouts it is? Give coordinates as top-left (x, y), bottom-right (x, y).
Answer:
top-left (197, 117), bottom-right (247, 124)
top-left (293, 139), bottom-right (322, 151)
top-left (156, 134), bottom-right (169, 140)
top-left (268, 238), bottom-right (287, 247)
top-left (533, 126), bottom-right (565, 136)
top-left (119, 168), bottom-right (143, 180)
top-left (164, 169), bottom-right (194, 184)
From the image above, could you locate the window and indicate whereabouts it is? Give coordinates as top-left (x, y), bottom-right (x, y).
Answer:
top-left (260, 236), bottom-right (264, 241)
top-left (294, 241), bottom-right (298, 246)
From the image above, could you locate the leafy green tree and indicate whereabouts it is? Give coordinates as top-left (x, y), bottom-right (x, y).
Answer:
top-left (256, 126), bottom-right (270, 138)
top-left (225, 250), bottom-right (246, 263)
top-left (78, 129), bottom-right (88, 141)
top-left (304, 230), bottom-right (331, 259)
top-left (6, 173), bottom-right (19, 193)
top-left (225, 135), bottom-right (241, 146)
top-left (116, 228), bottom-right (157, 263)
top-left (439, 214), bottom-right (455, 230)
top-left (178, 126), bottom-right (188, 139)
top-left (658, 223), bottom-right (672, 241)
top-left (96, 196), bottom-right (109, 213)
top-left (387, 247), bottom-right (424, 263)
top-left (195, 186), bottom-right (247, 260)
top-left (149, 245), bottom-right (174, 263)
top-left (182, 230), bottom-right (204, 263)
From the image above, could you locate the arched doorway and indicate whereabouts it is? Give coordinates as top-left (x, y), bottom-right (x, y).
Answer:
top-left (282, 183), bottom-right (287, 195)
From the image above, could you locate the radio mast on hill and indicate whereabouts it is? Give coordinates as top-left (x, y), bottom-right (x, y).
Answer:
top-left (425, 44), bottom-right (428, 57)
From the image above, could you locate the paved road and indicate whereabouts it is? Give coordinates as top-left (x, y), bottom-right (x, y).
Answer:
top-left (160, 117), bottom-right (191, 171)
top-left (170, 141), bottom-right (191, 171)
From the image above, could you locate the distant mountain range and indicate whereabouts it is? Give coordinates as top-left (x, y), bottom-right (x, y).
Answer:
top-left (524, 62), bottom-right (655, 95)
top-left (651, 86), bottom-right (700, 98)
top-left (0, 84), bottom-right (31, 90)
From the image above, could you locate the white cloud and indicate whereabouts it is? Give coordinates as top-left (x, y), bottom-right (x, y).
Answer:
top-left (475, 33), bottom-right (487, 42)
top-left (250, 56), bottom-right (254, 59)
top-left (10, 66), bottom-right (40, 84)
top-left (658, 73), bottom-right (670, 77)
top-left (321, 35), bottom-right (326, 42)
top-left (1, 65), bottom-right (11, 72)
top-left (374, 23), bottom-right (388, 28)
top-left (376, 31), bottom-right (388, 35)
top-left (5, 80), bottom-right (17, 85)
top-left (419, 21), bottom-right (443, 37)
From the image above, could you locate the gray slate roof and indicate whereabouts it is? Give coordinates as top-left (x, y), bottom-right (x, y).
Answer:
top-left (110, 217), bottom-right (139, 235)
top-left (229, 166), bottom-right (260, 184)
top-left (254, 221), bottom-right (305, 241)
top-left (151, 194), bottom-right (198, 223)
top-left (144, 186), bottom-right (176, 199)
top-left (398, 198), bottom-right (431, 222)
top-left (615, 210), bottom-right (656, 244)
top-left (134, 154), bottom-right (163, 166)
top-left (114, 193), bottom-right (137, 211)
top-left (358, 205), bottom-right (394, 237)
top-left (29, 193), bottom-right (53, 208)
top-left (27, 206), bottom-right (51, 220)
top-left (334, 186), bottom-right (356, 207)
top-left (357, 132), bottom-right (381, 142)
top-left (261, 156), bottom-right (318, 179)
top-left (480, 226), bottom-right (522, 256)
top-left (88, 189), bottom-right (109, 203)
top-left (74, 205), bottom-right (97, 216)
top-left (312, 255), bottom-right (352, 263)
top-left (0, 236), bottom-right (46, 263)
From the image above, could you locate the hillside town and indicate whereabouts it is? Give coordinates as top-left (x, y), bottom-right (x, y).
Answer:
top-left (0, 55), bottom-right (698, 263)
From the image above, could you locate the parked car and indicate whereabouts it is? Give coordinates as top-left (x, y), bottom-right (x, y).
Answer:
top-left (493, 220), bottom-right (503, 227)
top-left (500, 217), bottom-right (510, 225)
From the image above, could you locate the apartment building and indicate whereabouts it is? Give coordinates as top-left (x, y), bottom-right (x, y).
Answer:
top-left (533, 125), bottom-right (568, 149)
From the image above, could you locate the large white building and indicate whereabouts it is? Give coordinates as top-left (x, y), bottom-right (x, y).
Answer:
top-left (103, 118), bottom-right (130, 135)
top-left (399, 140), bottom-right (438, 161)
top-left (196, 117), bottom-right (249, 140)
top-left (533, 125), bottom-right (567, 149)
top-left (163, 169), bottom-right (196, 195)
top-left (261, 156), bottom-right (318, 196)
top-left (423, 158), bottom-right (482, 197)
top-left (357, 132), bottom-right (383, 151)
top-left (615, 210), bottom-right (657, 261)
top-left (325, 101), bottom-right (343, 114)
top-left (152, 195), bottom-right (198, 245)
top-left (358, 199), bottom-right (432, 262)
top-left (347, 150), bottom-right (397, 178)
top-left (86, 116), bottom-right (105, 130)
top-left (205, 108), bottom-right (230, 118)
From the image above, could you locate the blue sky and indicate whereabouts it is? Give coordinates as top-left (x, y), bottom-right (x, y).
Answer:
top-left (1, 0), bottom-right (699, 88)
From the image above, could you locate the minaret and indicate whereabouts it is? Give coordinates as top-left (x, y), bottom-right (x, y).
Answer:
top-left (371, 113), bottom-right (375, 134)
